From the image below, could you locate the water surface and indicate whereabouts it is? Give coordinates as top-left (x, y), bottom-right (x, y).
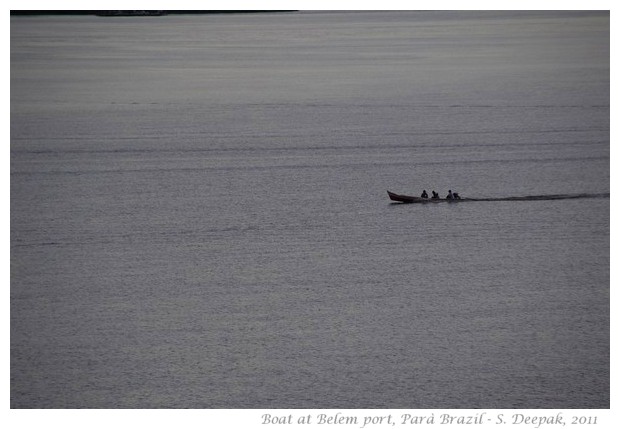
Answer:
top-left (11, 11), bottom-right (609, 408)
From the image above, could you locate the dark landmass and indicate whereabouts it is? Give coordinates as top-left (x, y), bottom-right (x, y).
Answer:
top-left (11, 10), bottom-right (296, 16)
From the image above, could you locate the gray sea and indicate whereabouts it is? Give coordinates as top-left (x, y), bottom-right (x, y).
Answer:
top-left (10, 11), bottom-right (609, 408)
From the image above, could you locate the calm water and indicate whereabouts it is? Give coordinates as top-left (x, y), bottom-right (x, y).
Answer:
top-left (10, 11), bottom-right (609, 408)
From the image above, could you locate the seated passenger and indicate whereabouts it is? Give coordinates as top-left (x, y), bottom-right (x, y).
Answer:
top-left (453, 192), bottom-right (461, 199)
top-left (446, 190), bottom-right (454, 199)
top-left (431, 191), bottom-right (439, 199)
top-left (421, 190), bottom-right (428, 198)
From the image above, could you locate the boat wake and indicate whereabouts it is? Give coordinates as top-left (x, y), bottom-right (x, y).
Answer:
top-left (465, 193), bottom-right (610, 202)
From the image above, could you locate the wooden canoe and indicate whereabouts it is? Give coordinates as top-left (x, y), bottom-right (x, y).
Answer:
top-left (387, 190), bottom-right (462, 203)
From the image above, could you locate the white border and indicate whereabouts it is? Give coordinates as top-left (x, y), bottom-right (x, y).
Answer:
top-left (6, 2), bottom-right (615, 428)
top-left (4, 1), bottom-right (617, 11)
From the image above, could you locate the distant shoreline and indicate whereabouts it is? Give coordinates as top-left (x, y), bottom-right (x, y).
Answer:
top-left (10, 10), bottom-right (297, 17)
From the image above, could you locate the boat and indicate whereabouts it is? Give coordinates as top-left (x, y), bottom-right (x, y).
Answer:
top-left (387, 190), bottom-right (610, 204)
top-left (387, 190), bottom-right (466, 203)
